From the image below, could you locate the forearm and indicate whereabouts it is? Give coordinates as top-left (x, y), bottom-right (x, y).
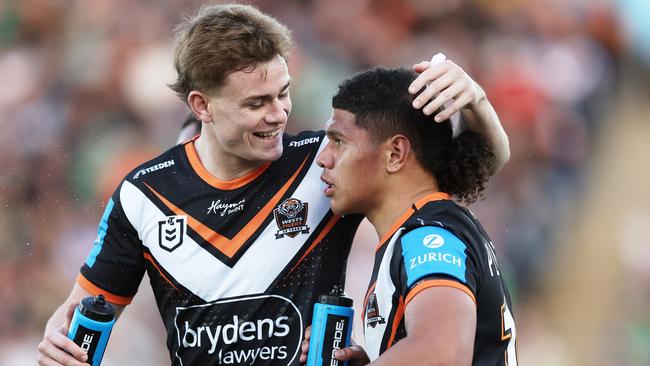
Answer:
top-left (462, 95), bottom-right (510, 174)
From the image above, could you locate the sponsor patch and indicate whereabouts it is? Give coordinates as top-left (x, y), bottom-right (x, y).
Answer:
top-left (174, 294), bottom-right (302, 365)
top-left (401, 226), bottom-right (467, 287)
top-left (288, 136), bottom-right (320, 147)
top-left (274, 198), bottom-right (310, 239)
top-left (133, 159), bottom-right (175, 179)
top-left (207, 198), bottom-right (246, 217)
top-left (158, 215), bottom-right (186, 252)
top-left (365, 292), bottom-right (385, 328)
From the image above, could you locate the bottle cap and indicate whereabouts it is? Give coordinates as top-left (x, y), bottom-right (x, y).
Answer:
top-left (318, 294), bottom-right (353, 307)
top-left (318, 286), bottom-right (353, 307)
top-left (79, 294), bottom-right (115, 322)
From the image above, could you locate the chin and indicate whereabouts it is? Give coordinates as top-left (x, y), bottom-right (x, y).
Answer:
top-left (329, 200), bottom-right (351, 216)
top-left (257, 146), bottom-right (284, 162)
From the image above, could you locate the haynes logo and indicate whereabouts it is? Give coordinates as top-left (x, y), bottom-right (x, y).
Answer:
top-left (174, 295), bottom-right (302, 365)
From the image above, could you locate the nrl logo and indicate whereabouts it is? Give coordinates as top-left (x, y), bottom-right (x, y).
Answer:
top-left (274, 198), bottom-right (310, 239)
top-left (158, 215), bottom-right (186, 252)
top-left (365, 292), bottom-right (385, 328)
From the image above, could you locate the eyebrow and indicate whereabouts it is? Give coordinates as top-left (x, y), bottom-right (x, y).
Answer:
top-left (325, 129), bottom-right (345, 140)
top-left (242, 81), bottom-right (291, 103)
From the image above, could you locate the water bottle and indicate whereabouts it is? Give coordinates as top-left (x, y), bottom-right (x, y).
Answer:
top-left (307, 286), bottom-right (354, 366)
top-left (67, 294), bottom-right (115, 366)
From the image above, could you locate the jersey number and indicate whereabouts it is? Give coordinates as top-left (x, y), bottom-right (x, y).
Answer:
top-left (500, 298), bottom-right (517, 365)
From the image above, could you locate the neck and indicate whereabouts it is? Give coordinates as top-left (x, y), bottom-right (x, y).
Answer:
top-left (194, 132), bottom-right (265, 181)
top-left (365, 168), bottom-right (438, 241)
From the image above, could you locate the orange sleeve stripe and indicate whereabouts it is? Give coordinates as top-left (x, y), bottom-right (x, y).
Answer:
top-left (143, 252), bottom-right (180, 291)
top-left (386, 295), bottom-right (405, 350)
top-left (76, 274), bottom-right (133, 306)
top-left (405, 279), bottom-right (476, 306)
top-left (289, 215), bottom-right (340, 274)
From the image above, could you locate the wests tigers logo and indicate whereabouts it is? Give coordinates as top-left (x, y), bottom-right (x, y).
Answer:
top-left (365, 292), bottom-right (386, 328)
top-left (274, 198), bottom-right (310, 239)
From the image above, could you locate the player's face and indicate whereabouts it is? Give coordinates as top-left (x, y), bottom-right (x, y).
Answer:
top-left (204, 55), bottom-right (292, 168)
top-left (317, 109), bottom-right (386, 216)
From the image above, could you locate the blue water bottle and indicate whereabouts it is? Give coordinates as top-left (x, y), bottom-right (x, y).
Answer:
top-left (67, 294), bottom-right (115, 366)
top-left (307, 286), bottom-right (354, 366)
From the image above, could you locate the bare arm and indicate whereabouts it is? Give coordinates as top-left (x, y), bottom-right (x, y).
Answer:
top-left (367, 286), bottom-right (476, 366)
top-left (410, 59), bottom-right (510, 173)
top-left (37, 283), bottom-right (125, 366)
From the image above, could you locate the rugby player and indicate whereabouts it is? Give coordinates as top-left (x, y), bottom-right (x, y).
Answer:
top-left (302, 67), bottom-right (517, 365)
top-left (37, 4), bottom-right (509, 366)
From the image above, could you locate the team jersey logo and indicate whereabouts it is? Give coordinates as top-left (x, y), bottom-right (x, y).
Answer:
top-left (158, 215), bottom-right (186, 252)
top-left (422, 234), bottom-right (444, 249)
top-left (365, 293), bottom-right (385, 328)
top-left (174, 294), bottom-right (303, 365)
top-left (274, 198), bottom-right (310, 239)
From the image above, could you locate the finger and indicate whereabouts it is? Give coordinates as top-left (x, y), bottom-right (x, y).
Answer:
top-left (412, 61), bottom-right (431, 73)
top-left (408, 62), bottom-right (448, 95)
top-left (48, 326), bottom-right (89, 363)
top-left (412, 72), bottom-right (457, 110)
top-left (38, 343), bottom-right (88, 366)
top-left (434, 91), bottom-right (472, 122)
top-left (37, 353), bottom-right (65, 366)
top-left (422, 82), bottom-right (467, 116)
top-left (334, 345), bottom-right (367, 361)
top-left (304, 325), bottom-right (311, 340)
top-left (301, 338), bottom-right (310, 355)
top-left (64, 302), bottom-right (77, 332)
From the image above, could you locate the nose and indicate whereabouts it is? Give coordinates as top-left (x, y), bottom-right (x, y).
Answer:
top-left (265, 98), bottom-right (290, 124)
top-left (316, 147), bottom-right (331, 169)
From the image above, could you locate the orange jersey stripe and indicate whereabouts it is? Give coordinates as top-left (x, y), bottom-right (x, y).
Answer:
top-left (185, 141), bottom-right (271, 190)
top-left (143, 252), bottom-right (180, 291)
top-left (289, 215), bottom-right (340, 274)
top-left (76, 274), bottom-right (133, 306)
top-left (375, 192), bottom-right (451, 252)
top-left (386, 295), bottom-right (405, 350)
top-left (405, 279), bottom-right (476, 306)
top-left (145, 154), bottom-right (310, 258)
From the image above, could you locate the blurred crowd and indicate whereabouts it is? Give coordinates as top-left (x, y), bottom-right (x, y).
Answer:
top-left (1, 0), bottom-right (648, 364)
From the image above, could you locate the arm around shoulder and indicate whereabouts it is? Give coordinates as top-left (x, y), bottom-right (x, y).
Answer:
top-left (461, 90), bottom-right (510, 174)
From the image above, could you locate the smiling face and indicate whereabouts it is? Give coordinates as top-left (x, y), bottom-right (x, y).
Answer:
top-left (202, 55), bottom-right (292, 169)
top-left (317, 109), bottom-right (387, 216)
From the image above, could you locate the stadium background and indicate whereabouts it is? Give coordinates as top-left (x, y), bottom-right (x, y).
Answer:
top-left (0, 0), bottom-right (649, 364)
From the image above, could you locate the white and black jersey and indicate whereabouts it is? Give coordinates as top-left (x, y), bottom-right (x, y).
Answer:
top-left (362, 193), bottom-right (517, 365)
top-left (78, 131), bottom-right (362, 365)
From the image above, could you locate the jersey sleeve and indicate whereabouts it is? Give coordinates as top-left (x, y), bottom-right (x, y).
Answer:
top-left (78, 184), bottom-right (145, 305)
top-left (398, 226), bottom-right (479, 306)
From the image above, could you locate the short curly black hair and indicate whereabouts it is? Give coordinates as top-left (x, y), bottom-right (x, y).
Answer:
top-left (332, 67), bottom-right (495, 204)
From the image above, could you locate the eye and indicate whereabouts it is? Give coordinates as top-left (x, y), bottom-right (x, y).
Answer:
top-left (334, 138), bottom-right (343, 147)
top-left (248, 100), bottom-right (263, 109)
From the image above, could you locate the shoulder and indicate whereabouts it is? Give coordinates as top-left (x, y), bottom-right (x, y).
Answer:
top-left (124, 144), bottom-right (185, 185)
top-left (399, 225), bottom-right (470, 287)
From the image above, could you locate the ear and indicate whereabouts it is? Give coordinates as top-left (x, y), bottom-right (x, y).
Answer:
top-left (384, 134), bottom-right (411, 174)
top-left (187, 91), bottom-right (213, 124)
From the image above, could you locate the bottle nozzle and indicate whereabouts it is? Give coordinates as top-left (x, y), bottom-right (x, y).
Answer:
top-left (95, 294), bottom-right (106, 307)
